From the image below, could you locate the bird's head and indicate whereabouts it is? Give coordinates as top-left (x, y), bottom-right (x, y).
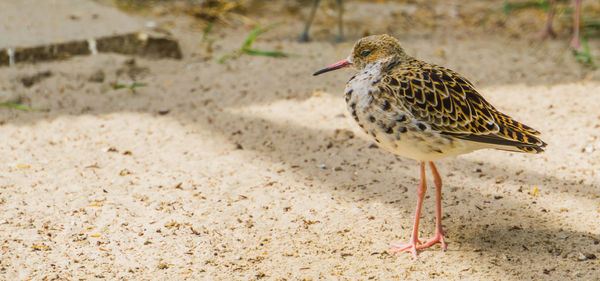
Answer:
top-left (314, 34), bottom-right (407, 76)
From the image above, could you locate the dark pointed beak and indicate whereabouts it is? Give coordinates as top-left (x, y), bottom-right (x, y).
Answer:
top-left (313, 59), bottom-right (351, 76)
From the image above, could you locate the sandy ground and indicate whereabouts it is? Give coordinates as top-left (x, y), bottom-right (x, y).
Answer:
top-left (1, 1), bottom-right (600, 280)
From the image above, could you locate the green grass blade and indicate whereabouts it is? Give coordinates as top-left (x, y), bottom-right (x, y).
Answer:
top-left (202, 23), bottom-right (213, 42)
top-left (242, 26), bottom-right (262, 50)
top-left (113, 82), bottom-right (148, 92)
top-left (583, 19), bottom-right (600, 29)
top-left (241, 22), bottom-right (284, 51)
top-left (221, 22), bottom-right (289, 63)
top-left (572, 37), bottom-right (598, 68)
top-left (245, 49), bottom-right (293, 57)
top-left (129, 82), bottom-right (147, 89)
top-left (218, 52), bottom-right (236, 63)
top-left (502, 1), bottom-right (549, 15)
top-left (0, 102), bottom-right (44, 111)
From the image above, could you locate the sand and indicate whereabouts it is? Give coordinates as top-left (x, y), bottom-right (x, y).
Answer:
top-left (1, 1), bottom-right (599, 280)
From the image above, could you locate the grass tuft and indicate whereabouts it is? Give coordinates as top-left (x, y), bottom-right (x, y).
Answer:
top-left (0, 102), bottom-right (44, 111)
top-left (113, 82), bottom-right (148, 94)
top-left (218, 23), bottom-right (297, 63)
top-left (572, 37), bottom-right (599, 68)
top-left (502, 1), bottom-right (550, 15)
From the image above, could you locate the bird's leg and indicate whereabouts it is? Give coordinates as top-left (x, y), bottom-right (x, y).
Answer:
top-left (391, 162), bottom-right (426, 260)
top-left (536, 0), bottom-right (557, 39)
top-left (419, 162), bottom-right (447, 251)
top-left (300, 0), bottom-right (320, 42)
top-left (570, 0), bottom-right (582, 50)
top-left (335, 0), bottom-right (344, 42)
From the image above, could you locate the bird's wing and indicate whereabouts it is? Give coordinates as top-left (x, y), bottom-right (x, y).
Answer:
top-left (377, 62), bottom-right (546, 153)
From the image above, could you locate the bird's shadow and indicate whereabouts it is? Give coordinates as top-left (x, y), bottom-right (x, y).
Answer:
top-left (216, 109), bottom-right (599, 277)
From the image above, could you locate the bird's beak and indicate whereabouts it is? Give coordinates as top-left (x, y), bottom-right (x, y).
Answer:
top-left (313, 59), bottom-right (351, 76)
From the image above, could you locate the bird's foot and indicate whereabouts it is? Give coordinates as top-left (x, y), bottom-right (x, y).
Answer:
top-left (299, 33), bottom-right (310, 42)
top-left (535, 27), bottom-right (556, 40)
top-left (390, 230), bottom-right (447, 259)
top-left (390, 238), bottom-right (421, 260)
top-left (570, 37), bottom-right (583, 51)
top-left (419, 229), bottom-right (447, 251)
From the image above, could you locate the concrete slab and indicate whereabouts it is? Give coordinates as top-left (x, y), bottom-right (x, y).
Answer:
top-left (0, 0), bottom-right (142, 49)
top-left (0, 0), bottom-right (182, 66)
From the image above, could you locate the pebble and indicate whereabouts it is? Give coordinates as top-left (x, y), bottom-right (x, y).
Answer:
top-left (88, 70), bottom-right (105, 83)
top-left (576, 252), bottom-right (595, 261)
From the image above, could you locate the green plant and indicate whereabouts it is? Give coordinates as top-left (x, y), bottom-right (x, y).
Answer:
top-left (502, 0), bottom-right (550, 15)
top-left (201, 23), bottom-right (215, 57)
top-left (0, 102), bottom-right (44, 111)
top-left (218, 23), bottom-right (297, 63)
top-left (572, 37), bottom-right (599, 68)
top-left (113, 82), bottom-right (148, 93)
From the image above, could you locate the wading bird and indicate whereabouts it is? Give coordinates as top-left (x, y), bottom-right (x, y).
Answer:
top-left (313, 34), bottom-right (546, 259)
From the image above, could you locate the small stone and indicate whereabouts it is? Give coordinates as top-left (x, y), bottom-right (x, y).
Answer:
top-left (102, 147), bottom-right (118, 153)
top-left (582, 144), bottom-right (594, 153)
top-left (318, 164), bottom-right (327, 169)
top-left (20, 70), bottom-right (52, 87)
top-left (119, 169), bottom-right (132, 176)
top-left (576, 252), bottom-right (588, 261)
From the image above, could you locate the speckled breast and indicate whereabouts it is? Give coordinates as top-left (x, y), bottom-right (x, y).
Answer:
top-left (344, 72), bottom-right (471, 161)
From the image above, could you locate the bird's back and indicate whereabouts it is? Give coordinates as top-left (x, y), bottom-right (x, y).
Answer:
top-left (375, 58), bottom-right (547, 154)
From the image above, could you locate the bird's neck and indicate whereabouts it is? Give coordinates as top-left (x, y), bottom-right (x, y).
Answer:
top-left (361, 61), bottom-right (385, 76)
top-left (364, 55), bottom-right (406, 74)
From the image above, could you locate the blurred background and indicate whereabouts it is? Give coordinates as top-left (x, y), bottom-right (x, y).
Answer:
top-left (105, 0), bottom-right (600, 55)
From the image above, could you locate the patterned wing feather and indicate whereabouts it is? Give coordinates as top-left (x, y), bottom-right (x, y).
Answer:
top-left (379, 60), bottom-right (546, 153)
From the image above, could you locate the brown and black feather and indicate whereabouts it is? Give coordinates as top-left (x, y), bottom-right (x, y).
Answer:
top-left (376, 59), bottom-right (547, 153)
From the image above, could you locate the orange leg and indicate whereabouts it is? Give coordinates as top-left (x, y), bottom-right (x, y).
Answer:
top-left (537, 0), bottom-right (557, 39)
top-left (391, 161), bottom-right (427, 259)
top-left (419, 162), bottom-right (447, 250)
top-left (570, 0), bottom-right (582, 50)
top-left (391, 161), bottom-right (448, 259)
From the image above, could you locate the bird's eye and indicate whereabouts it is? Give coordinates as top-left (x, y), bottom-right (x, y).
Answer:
top-left (361, 50), bottom-right (371, 57)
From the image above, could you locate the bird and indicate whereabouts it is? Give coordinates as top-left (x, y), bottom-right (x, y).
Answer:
top-left (537, 0), bottom-right (582, 49)
top-left (300, 0), bottom-right (344, 42)
top-left (313, 34), bottom-right (547, 259)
